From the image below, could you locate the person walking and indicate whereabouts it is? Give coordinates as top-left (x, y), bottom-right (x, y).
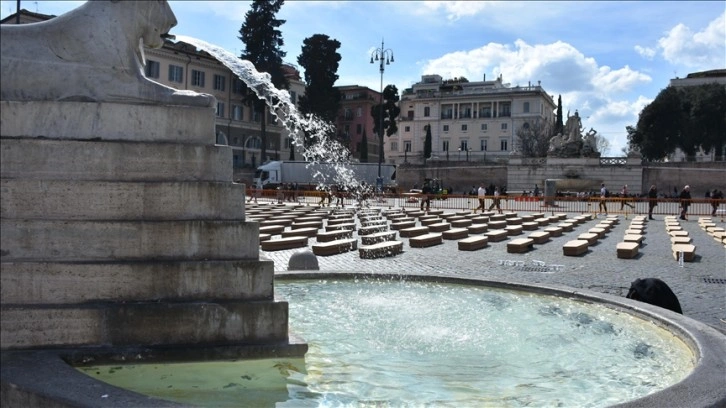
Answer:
top-left (420, 180), bottom-right (432, 211)
top-left (599, 183), bottom-right (608, 215)
top-left (710, 188), bottom-right (723, 216)
top-left (488, 186), bottom-right (502, 214)
top-left (647, 185), bottom-right (658, 220)
top-left (679, 185), bottom-right (691, 220)
top-left (620, 184), bottom-right (635, 210)
top-left (474, 183), bottom-right (487, 213)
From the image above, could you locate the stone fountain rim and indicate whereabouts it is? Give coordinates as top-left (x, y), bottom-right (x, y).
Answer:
top-left (1, 272), bottom-right (723, 408)
top-left (276, 271), bottom-right (726, 408)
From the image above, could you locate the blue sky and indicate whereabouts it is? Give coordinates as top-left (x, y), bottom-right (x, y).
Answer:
top-left (3, 1), bottom-right (724, 155)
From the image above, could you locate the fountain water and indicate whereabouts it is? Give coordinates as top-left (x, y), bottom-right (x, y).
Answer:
top-left (77, 278), bottom-right (696, 407)
top-left (175, 35), bottom-right (371, 197)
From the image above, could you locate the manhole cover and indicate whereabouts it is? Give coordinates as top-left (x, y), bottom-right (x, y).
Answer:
top-left (703, 278), bottom-right (726, 284)
top-left (516, 266), bottom-right (552, 273)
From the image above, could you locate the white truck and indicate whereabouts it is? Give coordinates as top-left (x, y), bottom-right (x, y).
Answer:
top-left (252, 161), bottom-right (397, 191)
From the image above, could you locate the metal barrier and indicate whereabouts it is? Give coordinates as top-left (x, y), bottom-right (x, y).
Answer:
top-left (245, 188), bottom-right (726, 218)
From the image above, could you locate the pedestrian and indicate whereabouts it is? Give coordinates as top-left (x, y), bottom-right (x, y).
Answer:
top-left (533, 184), bottom-right (540, 197)
top-left (475, 183), bottom-right (486, 213)
top-left (679, 185), bottom-right (691, 220)
top-left (599, 183), bottom-right (608, 215)
top-left (488, 186), bottom-right (502, 214)
top-left (710, 188), bottom-right (723, 216)
top-left (620, 184), bottom-right (634, 210)
top-left (247, 183), bottom-right (258, 203)
top-left (420, 180), bottom-right (432, 211)
top-left (647, 185), bottom-right (658, 220)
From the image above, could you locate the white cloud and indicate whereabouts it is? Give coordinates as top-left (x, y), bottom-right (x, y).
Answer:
top-left (658, 12), bottom-right (726, 69)
top-left (418, 1), bottom-right (494, 21)
top-left (593, 65), bottom-right (651, 93)
top-left (634, 45), bottom-right (656, 60)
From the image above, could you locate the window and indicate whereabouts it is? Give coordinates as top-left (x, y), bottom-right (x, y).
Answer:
top-left (404, 141), bottom-right (411, 152)
top-left (442, 140), bottom-right (449, 152)
top-left (344, 108), bottom-right (353, 120)
top-left (343, 124), bottom-right (350, 136)
top-left (523, 102), bottom-right (530, 113)
top-left (460, 106), bottom-right (472, 118)
top-left (424, 106), bottom-right (431, 117)
top-left (285, 137), bottom-right (293, 149)
top-left (501, 123), bottom-right (508, 131)
top-left (390, 141), bottom-right (398, 151)
top-left (356, 107), bottom-right (362, 117)
top-left (479, 104), bottom-right (492, 118)
top-left (213, 74), bottom-right (225, 91)
top-left (404, 126), bottom-right (411, 132)
top-left (168, 65), bottom-right (183, 83)
top-left (461, 124), bottom-right (468, 132)
top-left (500, 139), bottom-right (508, 151)
top-left (145, 60), bottom-right (160, 78)
top-left (499, 102), bottom-right (511, 117)
top-left (233, 78), bottom-right (245, 94)
top-left (356, 124), bottom-right (362, 134)
top-left (480, 139), bottom-right (487, 151)
top-left (232, 105), bottom-right (243, 121)
top-left (216, 102), bottom-right (225, 118)
top-left (245, 136), bottom-right (262, 149)
top-left (460, 140), bottom-right (469, 151)
top-left (481, 123), bottom-right (488, 132)
top-left (441, 105), bottom-right (453, 119)
top-left (253, 110), bottom-right (261, 122)
top-left (191, 70), bottom-right (205, 87)
top-left (443, 125), bottom-right (449, 132)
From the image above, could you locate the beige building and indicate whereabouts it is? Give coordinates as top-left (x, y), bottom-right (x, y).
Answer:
top-left (391, 74), bottom-right (557, 165)
top-left (1, 8), bottom-right (306, 181)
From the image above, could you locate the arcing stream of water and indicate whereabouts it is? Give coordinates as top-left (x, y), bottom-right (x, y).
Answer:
top-left (175, 35), bottom-right (367, 194)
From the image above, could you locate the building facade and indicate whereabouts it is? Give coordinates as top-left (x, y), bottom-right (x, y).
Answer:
top-left (390, 74), bottom-right (557, 165)
top-left (2, 9), bottom-right (306, 179)
top-left (334, 85), bottom-right (381, 162)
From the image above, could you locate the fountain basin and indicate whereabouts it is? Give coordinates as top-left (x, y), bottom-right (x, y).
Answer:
top-left (2, 273), bottom-right (725, 407)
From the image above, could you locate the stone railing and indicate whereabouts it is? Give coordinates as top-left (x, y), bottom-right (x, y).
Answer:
top-left (599, 157), bottom-right (627, 166)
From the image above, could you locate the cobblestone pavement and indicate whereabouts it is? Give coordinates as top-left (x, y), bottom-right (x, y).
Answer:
top-left (255, 202), bottom-right (726, 333)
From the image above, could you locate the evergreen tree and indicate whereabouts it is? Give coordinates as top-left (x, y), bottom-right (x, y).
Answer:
top-left (555, 95), bottom-right (564, 135)
top-left (370, 84), bottom-right (401, 162)
top-left (238, 0), bottom-right (289, 164)
top-left (423, 124), bottom-right (432, 161)
top-left (297, 34), bottom-right (342, 148)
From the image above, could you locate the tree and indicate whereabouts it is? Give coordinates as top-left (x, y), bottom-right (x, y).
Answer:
top-left (555, 95), bottom-right (564, 136)
top-left (628, 83), bottom-right (726, 161)
top-left (359, 128), bottom-right (369, 162)
top-left (297, 34), bottom-right (342, 148)
top-left (238, 0), bottom-right (289, 164)
top-left (423, 124), bottom-right (432, 161)
top-left (594, 135), bottom-right (611, 156)
top-left (370, 84), bottom-right (401, 162)
top-left (515, 119), bottom-right (553, 157)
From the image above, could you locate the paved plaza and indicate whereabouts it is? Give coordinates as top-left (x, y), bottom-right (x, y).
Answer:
top-left (254, 201), bottom-right (726, 334)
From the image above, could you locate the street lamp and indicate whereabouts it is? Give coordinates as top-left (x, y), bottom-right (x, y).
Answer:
top-left (370, 38), bottom-right (394, 192)
top-left (457, 147), bottom-right (461, 161)
top-left (466, 148), bottom-right (470, 161)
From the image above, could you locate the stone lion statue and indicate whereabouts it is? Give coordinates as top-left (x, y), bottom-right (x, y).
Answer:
top-left (0, 0), bottom-right (214, 107)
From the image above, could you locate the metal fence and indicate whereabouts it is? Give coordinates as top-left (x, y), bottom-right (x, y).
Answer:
top-left (246, 188), bottom-right (726, 218)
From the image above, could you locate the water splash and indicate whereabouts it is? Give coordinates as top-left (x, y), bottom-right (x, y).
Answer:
top-left (174, 36), bottom-right (369, 196)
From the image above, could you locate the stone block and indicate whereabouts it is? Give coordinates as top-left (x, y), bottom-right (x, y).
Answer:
top-left (399, 226), bottom-right (430, 238)
top-left (672, 244), bottom-right (696, 262)
top-left (458, 236), bottom-right (489, 251)
top-left (312, 238), bottom-right (358, 256)
top-left (616, 242), bottom-right (639, 259)
top-left (359, 241), bottom-right (403, 259)
top-left (577, 232), bottom-right (599, 245)
top-left (260, 236), bottom-right (308, 251)
top-left (504, 225), bottom-right (523, 236)
top-left (428, 222), bottom-right (451, 232)
top-left (528, 231), bottom-right (551, 244)
top-left (442, 227), bottom-right (469, 240)
top-left (507, 238), bottom-right (534, 253)
top-left (316, 229), bottom-right (353, 242)
top-left (281, 227), bottom-right (318, 238)
top-left (409, 233), bottom-right (443, 248)
top-left (358, 225), bottom-right (389, 235)
top-left (563, 240), bottom-right (589, 256)
top-left (543, 226), bottom-right (563, 237)
top-left (467, 224), bottom-right (489, 234)
top-left (391, 221), bottom-right (417, 230)
top-left (360, 231), bottom-right (397, 245)
top-left (485, 229), bottom-right (509, 242)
